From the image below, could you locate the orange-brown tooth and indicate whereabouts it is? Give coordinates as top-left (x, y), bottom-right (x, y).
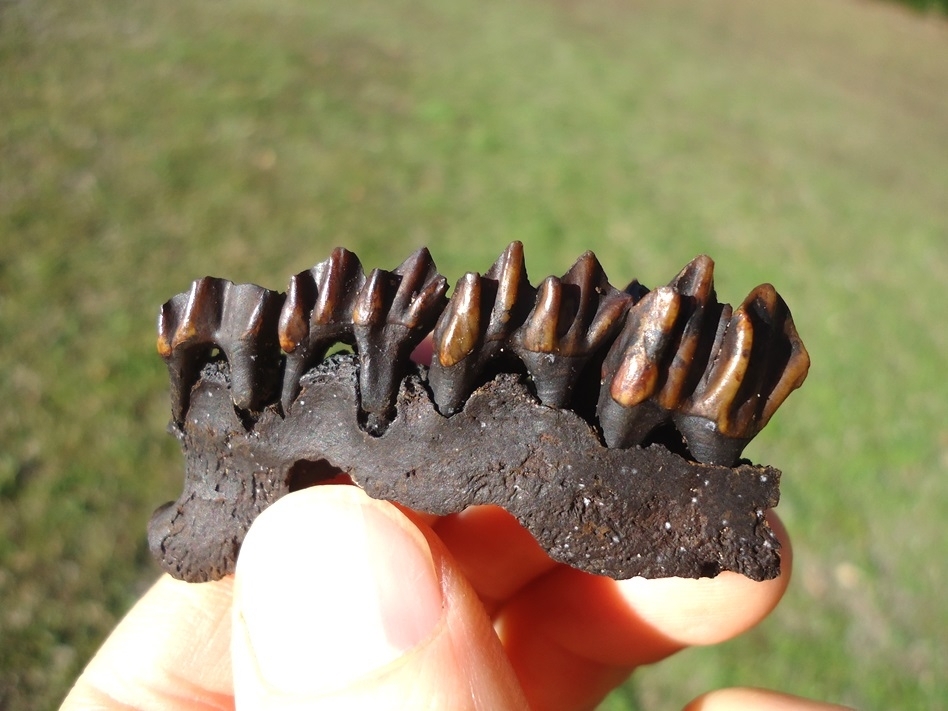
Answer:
top-left (584, 292), bottom-right (633, 354)
top-left (760, 316), bottom-right (810, 426)
top-left (693, 309), bottom-right (754, 434)
top-left (172, 277), bottom-right (224, 350)
top-left (313, 247), bottom-right (363, 325)
top-left (669, 255), bottom-right (715, 300)
top-left (655, 255), bottom-right (718, 409)
top-left (485, 241), bottom-right (532, 336)
top-left (434, 273), bottom-right (481, 368)
top-left (278, 274), bottom-right (312, 354)
top-left (403, 273), bottom-right (449, 330)
top-left (522, 276), bottom-right (562, 353)
top-left (352, 269), bottom-right (391, 326)
top-left (156, 295), bottom-right (184, 358)
top-left (607, 287), bottom-right (681, 407)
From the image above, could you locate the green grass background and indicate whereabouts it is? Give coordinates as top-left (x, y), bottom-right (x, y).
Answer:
top-left (2, 0), bottom-right (947, 708)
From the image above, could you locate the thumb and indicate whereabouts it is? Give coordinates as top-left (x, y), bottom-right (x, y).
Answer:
top-left (231, 485), bottom-right (527, 710)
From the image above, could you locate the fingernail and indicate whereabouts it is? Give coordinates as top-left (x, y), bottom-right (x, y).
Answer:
top-left (235, 487), bottom-right (444, 696)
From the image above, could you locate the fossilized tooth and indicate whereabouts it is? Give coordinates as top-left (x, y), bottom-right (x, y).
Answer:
top-left (157, 277), bottom-right (284, 423)
top-left (279, 248), bottom-right (365, 411)
top-left (351, 247), bottom-right (449, 432)
top-left (597, 286), bottom-right (683, 448)
top-left (510, 251), bottom-right (633, 408)
top-left (428, 241), bottom-right (535, 415)
top-left (597, 255), bottom-right (727, 451)
top-left (675, 283), bottom-right (810, 465)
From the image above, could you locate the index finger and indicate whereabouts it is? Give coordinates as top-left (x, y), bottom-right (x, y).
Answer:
top-left (492, 513), bottom-right (792, 710)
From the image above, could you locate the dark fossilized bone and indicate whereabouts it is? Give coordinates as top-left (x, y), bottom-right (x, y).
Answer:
top-left (150, 243), bottom-right (809, 583)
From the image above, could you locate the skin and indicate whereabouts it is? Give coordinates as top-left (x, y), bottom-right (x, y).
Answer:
top-left (60, 486), bottom-right (854, 711)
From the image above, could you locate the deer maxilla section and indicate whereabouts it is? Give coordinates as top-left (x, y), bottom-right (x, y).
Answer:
top-left (151, 244), bottom-right (809, 584)
top-left (158, 243), bottom-right (809, 464)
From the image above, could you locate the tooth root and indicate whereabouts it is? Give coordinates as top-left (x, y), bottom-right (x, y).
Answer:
top-left (351, 250), bottom-right (449, 432)
top-left (512, 251), bottom-right (638, 408)
top-left (157, 292), bottom-right (197, 425)
top-left (686, 283), bottom-right (809, 447)
top-left (278, 251), bottom-right (365, 412)
top-left (278, 274), bottom-right (315, 413)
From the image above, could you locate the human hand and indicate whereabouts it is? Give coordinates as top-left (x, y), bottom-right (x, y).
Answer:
top-left (61, 485), bottom-right (851, 710)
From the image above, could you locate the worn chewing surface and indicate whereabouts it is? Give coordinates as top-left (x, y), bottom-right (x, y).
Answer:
top-left (149, 354), bottom-right (781, 583)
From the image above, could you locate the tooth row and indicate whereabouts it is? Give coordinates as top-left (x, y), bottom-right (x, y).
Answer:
top-left (428, 243), bottom-right (636, 413)
top-left (159, 248), bottom-right (448, 431)
top-left (157, 245), bottom-right (809, 460)
top-left (597, 257), bottom-right (810, 464)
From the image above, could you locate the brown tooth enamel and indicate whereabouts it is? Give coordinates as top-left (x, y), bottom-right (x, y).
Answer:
top-left (761, 316), bottom-right (810, 426)
top-left (352, 268), bottom-right (391, 326)
top-left (485, 241), bottom-right (531, 334)
top-left (313, 247), bottom-right (364, 326)
top-left (607, 287), bottom-right (681, 407)
top-left (278, 274), bottom-right (312, 353)
top-left (694, 309), bottom-right (754, 434)
top-left (405, 274), bottom-right (449, 328)
top-left (522, 276), bottom-right (562, 353)
top-left (156, 295), bottom-right (185, 358)
top-left (655, 255), bottom-right (717, 409)
top-left (735, 284), bottom-right (810, 432)
top-left (561, 252), bottom-right (632, 354)
top-left (669, 255), bottom-right (715, 299)
top-left (173, 277), bottom-right (223, 349)
top-left (435, 273), bottom-right (481, 368)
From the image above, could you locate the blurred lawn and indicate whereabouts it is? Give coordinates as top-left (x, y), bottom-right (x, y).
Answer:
top-left (2, 0), bottom-right (947, 708)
